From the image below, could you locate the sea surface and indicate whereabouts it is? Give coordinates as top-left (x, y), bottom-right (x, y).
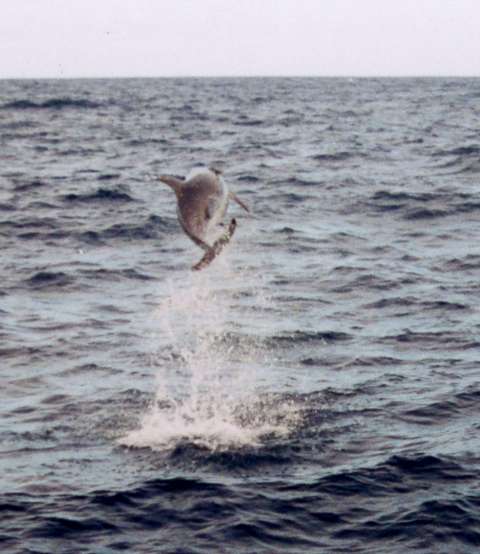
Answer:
top-left (1, 77), bottom-right (480, 553)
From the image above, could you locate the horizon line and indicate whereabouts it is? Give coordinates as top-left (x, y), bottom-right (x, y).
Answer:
top-left (0, 73), bottom-right (479, 81)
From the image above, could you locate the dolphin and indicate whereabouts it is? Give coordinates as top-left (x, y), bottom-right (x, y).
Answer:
top-left (158, 168), bottom-right (249, 270)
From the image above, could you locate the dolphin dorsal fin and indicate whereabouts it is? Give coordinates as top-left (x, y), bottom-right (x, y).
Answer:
top-left (158, 175), bottom-right (184, 194)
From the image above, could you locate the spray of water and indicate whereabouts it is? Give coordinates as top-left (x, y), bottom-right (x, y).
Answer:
top-left (120, 258), bottom-right (301, 451)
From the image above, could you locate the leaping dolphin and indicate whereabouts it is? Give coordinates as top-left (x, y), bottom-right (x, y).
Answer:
top-left (158, 168), bottom-right (250, 270)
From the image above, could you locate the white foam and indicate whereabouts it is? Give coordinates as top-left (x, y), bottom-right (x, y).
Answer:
top-left (119, 263), bottom-right (301, 452)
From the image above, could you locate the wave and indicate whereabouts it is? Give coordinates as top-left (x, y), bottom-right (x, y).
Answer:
top-left (79, 267), bottom-right (155, 282)
top-left (432, 145), bottom-right (480, 157)
top-left (275, 176), bottom-right (322, 188)
top-left (371, 190), bottom-right (434, 203)
top-left (400, 386), bottom-right (480, 424)
top-left (58, 363), bottom-right (121, 377)
top-left (276, 226), bottom-right (296, 234)
top-left (440, 255), bottom-right (480, 272)
top-left (403, 207), bottom-right (449, 220)
top-left (233, 118), bottom-right (264, 126)
top-left (332, 273), bottom-right (400, 293)
top-left (0, 216), bottom-right (57, 232)
top-left (24, 201), bottom-right (58, 211)
top-left (368, 189), bottom-right (480, 219)
top-left (62, 187), bottom-right (134, 203)
top-left (379, 329), bottom-right (479, 350)
top-left (99, 215), bottom-right (176, 240)
top-left (26, 271), bottom-right (74, 290)
top-left (97, 173), bottom-right (120, 181)
top-left (0, 120), bottom-right (38, 130)
top-left (14, 180), bottom-right (47, 192)
top-left (276, 191), bottom-right (312, 204)
top-left (76, 230), bottom-right (104, 244)
top-left (4, 454), bottom-right (478, 551)
top-left (127, 138), bottom-right (168, 147)
top-left (312, 151), bottom-right (358, 162)
top-left (0, 345), bottom-right (43, 360)
top-left (456, 201), bottom-right (480, 214)
top-left (272, 330), bottom-right (352, 344)
top-left (1, 97), bottom-right (103, 110)
top-left (169, 442), bottom-right (292, 469)
top-left (365, 297), bottom-right (468, 312)
top-left (76, 215), bottom-right (175, 244)
top-left (432, 146), bottom-right (480, 173)
top-left (237, 174), bottom-right (260, 183)
top-left (28, 516), bottom-right (118, 539)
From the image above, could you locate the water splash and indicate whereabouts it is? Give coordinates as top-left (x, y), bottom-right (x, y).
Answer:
top-left (120, 260), bottom-right (301, 451)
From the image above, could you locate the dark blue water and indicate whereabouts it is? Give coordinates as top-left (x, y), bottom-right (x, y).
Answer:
top-left (1, 77), bottom-right (480, 553)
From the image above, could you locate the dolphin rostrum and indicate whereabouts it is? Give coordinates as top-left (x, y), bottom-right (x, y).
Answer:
top-left (158, 168), bottom-right (250, 270)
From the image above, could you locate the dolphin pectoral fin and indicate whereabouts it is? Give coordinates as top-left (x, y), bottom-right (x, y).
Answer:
top-left (192, 218), bottom-right (237, 271)
top-left (230, 192), bottom-right (250, 214)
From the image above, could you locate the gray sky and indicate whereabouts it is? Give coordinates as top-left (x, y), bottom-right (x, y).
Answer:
top-left (1, 0), bottom-right (479, 78)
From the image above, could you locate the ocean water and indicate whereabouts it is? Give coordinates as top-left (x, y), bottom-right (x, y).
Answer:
top-left (1, 77), bottom-right (480, 553)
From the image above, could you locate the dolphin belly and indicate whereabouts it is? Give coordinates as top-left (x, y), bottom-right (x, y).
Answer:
top-left (177, 205), bottom-right (211, 251)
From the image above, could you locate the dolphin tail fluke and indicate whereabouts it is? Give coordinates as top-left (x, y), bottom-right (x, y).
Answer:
top-left (229, 192), bottom-right (250, 214)
top-left (192, 218), bottom-right (237, 271)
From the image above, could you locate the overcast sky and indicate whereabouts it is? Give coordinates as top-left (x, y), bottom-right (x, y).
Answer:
top-left (1, 0), bottom-right (479, 78)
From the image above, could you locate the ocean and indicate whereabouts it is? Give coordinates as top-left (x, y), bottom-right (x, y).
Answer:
top-left (1, 77), bottom-right (480, 553)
